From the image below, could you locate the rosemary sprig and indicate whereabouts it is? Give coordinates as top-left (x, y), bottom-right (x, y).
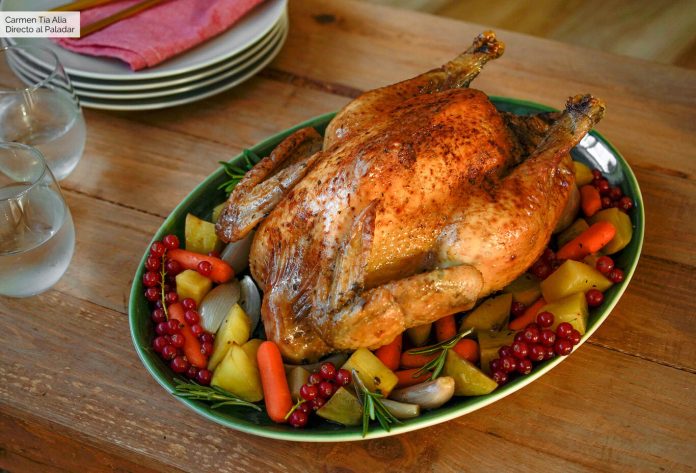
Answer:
top-left (409, 328), bottom-right (474, 380)
top-left (173, 379), bottom-right (261, 411)
top-left (217, 149), bottom-right (262, 195)
top-left (352, 370), bottom-right (401, 437)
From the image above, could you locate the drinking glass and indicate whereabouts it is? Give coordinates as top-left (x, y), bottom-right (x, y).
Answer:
top-left (0, 142), bottom-right (75, 297)
top-left (0, 45), bottom-right (86, 181)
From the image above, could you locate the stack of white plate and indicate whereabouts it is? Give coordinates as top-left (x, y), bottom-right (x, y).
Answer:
top-left (0, 0), bottom-right (287, 111)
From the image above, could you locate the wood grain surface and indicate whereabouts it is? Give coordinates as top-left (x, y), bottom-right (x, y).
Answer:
top-left (1, 1), bottom-right (695, 472)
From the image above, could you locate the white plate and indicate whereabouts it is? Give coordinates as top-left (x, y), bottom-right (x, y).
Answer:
top-left (1, 0), bottom-right (286, 80)
top-left (73, 24), bottom-right (287, 111)
top-left (3, 12), bottom-right (285, 92)
top-left (10, 17), bottom-right (287, 100)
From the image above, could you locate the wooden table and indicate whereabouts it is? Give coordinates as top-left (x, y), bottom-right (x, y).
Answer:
top-left (2, 1), bottom-right (695, 471)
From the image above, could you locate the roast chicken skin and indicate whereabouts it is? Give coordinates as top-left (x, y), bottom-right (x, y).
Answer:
top-left (216, 32), bottom-right (606, 362)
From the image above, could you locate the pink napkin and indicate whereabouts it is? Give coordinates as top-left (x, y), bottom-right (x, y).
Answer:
top-left (55, 0), bottom-right (264, 70)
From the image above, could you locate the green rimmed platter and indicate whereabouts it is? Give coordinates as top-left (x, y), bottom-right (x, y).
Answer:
top-left (128, 96), bottom-right (644, 442)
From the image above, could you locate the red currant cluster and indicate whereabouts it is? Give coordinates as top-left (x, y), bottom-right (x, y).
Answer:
top-left (142, 235), bottom-right (183, 303)
top-left (585, 255), bottom-right (624, 308)
top-left (144, 234), bottom-right (215, 385)
top-left (489, 311), bottom-right (582, 385)
top-left (287, 362), bottom-right (352, 428)
top-left (591, 170), bottom-right (633, 212)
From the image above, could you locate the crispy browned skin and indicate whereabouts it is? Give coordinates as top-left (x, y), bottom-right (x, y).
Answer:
top-left (217, 32), bottom-right (605, 362)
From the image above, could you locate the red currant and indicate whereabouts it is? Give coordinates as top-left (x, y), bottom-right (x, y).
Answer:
top-left (619, 196), bottom-right (633, 212)
top-left (300, 384), bottom-right (318, 401)
top-left (163, 234), bottom-right (180, 250)
top-left (184, 309), bottom-right (200, 325)
top-left (596, 178), bottom-right (610, 195)
top-left (522, 325), bottom-right (540, 344)
top-left (511, 341), bottom-right (529, 360)
top-left (165, 291), bottom-right (179, 305)
top-left (516, 358), bottom-right (533, 375)
top-left (554, 339), bottom-right (573, 356)
top-left (288, 410), bottom-right (309, 428)
top-left (591, 169), bottom-right (603, 180)
top-left (145, 255), bottom-right (161, 272)
top-left (154, 299), bottom-right (164, 310)
top-left (196, 369), bottom-right (212, 385)
top-left (155, 322), bottom-right (169, 336)
top-left (319, 362), bottom-right (337, 381)
top-left (185, 366), bottom-right (198, 379)
top-left (511, 301), bottom-right (526, 318)
top-left (150, 241), bottom-right (166, 257)
top-left (310, 397), bottom-right (326, 410)
top-left (536, 311), bottom-right (555, 328)
top-left (609, 268), bottom-right (625, 283)
top-left (568, 329), bottom-right (582, 345)
top-left (544, 346), bottom-right (555, 360)
top-left (181, 298), bottom-right (197, 310)
top-left (609, 187), bottom-right (623, 200)
top-left (335, 369), bottom-right (352, 386)
top-left (514, 332), bottom-right (526, 344)
top-left (586, 289), bottom-right (604, 307)
top-left (601, 196), bottom-right (612, 209)
top-left (595, 256), bottom-right (614, 275)
top-left (500, 356), bottom-right (517, 373)
top-left (541, 247), bottom-right (556, 263)
top-left (530, 260), bottom-right (552, 280)
top-left (318, 381), bottom-right (335, 399)
top-left (199, 333), bottom-right (215, 344)
top-left (201, 341), bottom-right (214, 356)
top-left (489, 359), bottom-right (502, 373)
top-left (165, 259), bottom-right (182, 276)
top-left (529, 344), bottom-right (546, 362)
top-left (556, 322), bottom-right (574, 339)
top-left (491, 370), bottom-right (508, 385)
top-left (161, 344), bottom-right (177, 360)
top-left (170, 333), bottom-right (185, 348)
top-left (144, 287), bottom-right (160, 302)
top-left (167, 319), bottom-right (181, 334)
top-left (498, 345), bottom-right (513, 359)
top-left (143, 271), bottom-right (159, 287)
top-left (197, 261), bottom-right (213, 276)
top-left (297, 401), bottom-right (311, 414)
top-left (170, 356), bottom-right (190, 373)
top-left (307, 373), bottom-right (323, 386)
top-left (208, 251), bottom-right (221, 258)
top-left (190, 324), bottom-right (204, 336)
top-left (152, 336), bottom-right (168, 353)
top-left (540, 329), bottom-right (556, 347)
top-left (151, 308), bottom-right (166, 324)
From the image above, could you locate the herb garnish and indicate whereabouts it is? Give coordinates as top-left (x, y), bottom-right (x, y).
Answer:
top-left (408, 328), bottom-right (474, 380)
top-left (218, 149), bottom-right (262, 195)
top-left (352, 369), bottom-right (401, 437)
top-left (173, 379), bottom-right (261, 411)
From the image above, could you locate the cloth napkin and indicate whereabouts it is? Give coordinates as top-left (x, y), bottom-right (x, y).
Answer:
top-left (55, 0), bottom-right (264, 70)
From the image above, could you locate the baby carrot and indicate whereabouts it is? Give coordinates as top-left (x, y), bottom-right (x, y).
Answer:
top-left (400, 349), bottom-right (437, 369)
top-left (257, 341), bottom-right (293, 423)
top-left (509, 297), bottom-right (546, 331)
top-left (580, 185), bottom-right (602, 217)
top-left (434, 315), bottom-right (457, 342)
top-left (395, 368), bottom-right (431, 388)
top-left (374, 333), bottom-right (402, 371)
top-left (556, 221), bottom-right (617, 261)
top-left (167, 248), bottom-right (233, 283)
top-left (453, 338), bottom-right (479, 363)
top-left (168, 302), bottom-right (207, 368)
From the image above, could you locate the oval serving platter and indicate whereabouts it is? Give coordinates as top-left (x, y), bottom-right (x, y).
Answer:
top-left (129, 97), bottom-right (644, 442)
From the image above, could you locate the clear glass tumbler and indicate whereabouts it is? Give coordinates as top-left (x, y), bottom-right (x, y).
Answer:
top-left (0, 45), bottom-right (86, 181)
top-left (0, 142), bottom-right (75, 297)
